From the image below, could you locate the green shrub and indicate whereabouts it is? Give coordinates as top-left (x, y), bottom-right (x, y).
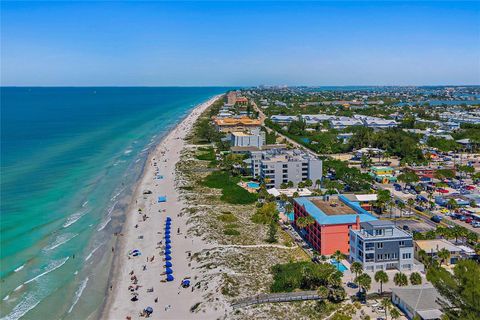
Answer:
top-left (270, 261), bottom-right (341, 292)
top-left (217, 212), bottom-right (238, 223)
top-left (224, 228), bottom-right (240, 236)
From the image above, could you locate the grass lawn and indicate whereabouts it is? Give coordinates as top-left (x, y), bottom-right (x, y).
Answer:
top-left (203, 171), bottom-right (258, 204)
top-left (196, 147), bottom-right (216, 161)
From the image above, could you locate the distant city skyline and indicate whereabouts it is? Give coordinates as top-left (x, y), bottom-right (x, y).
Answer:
top-left (1, 1), bottom-right (479, 86)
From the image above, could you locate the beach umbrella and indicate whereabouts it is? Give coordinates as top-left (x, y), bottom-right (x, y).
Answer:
top-left (165, 234), bottom-right (170, 240)
top-left (165, 229), bottom-right (171, 234)
top-left (165, 239), bottom-right (171, 244)
top-left (145, 306), bottom-right (153, 314)
top-left (165, 249), bottom-right (171, 255)
top-left (166, 220), bottom-right (171, 224)
top-left (165, 244), bottom-right (171, 249)
top-left (165, 267), bottom-right (173, 274)
top-left (165, 224), bottom-right (171, 229)
top-left (165, 261), bottom-right (172, 268)
top-left (165, 254), bottom-right (172, 260)
top-left (166, 217), bottom-right (172, 221)
top-left (166, 274), bottom-right (174, 282)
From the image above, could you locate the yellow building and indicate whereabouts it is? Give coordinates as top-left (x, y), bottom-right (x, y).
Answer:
top-left (213, 116), bottom-right (261, 133)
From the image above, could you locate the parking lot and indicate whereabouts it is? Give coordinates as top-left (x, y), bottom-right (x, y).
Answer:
top-left (393, 219), bottom-right (435, 233)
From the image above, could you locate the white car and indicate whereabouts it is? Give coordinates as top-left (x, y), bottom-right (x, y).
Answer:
top-left (472, 221), bottom-right (480, 228)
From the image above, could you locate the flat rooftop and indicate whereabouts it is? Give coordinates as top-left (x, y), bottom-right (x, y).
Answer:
top-left (310, 198), bottom-right (356, 216)
top-left (294, 196), bottom-right (378, 225)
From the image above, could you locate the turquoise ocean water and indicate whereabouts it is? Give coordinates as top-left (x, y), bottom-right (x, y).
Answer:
top-left (0, 87), bottom-right (228, 319)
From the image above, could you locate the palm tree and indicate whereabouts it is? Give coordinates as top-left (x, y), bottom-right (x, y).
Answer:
top-left (285, 203), bottom-right (293, 214)
top-left (356, 273), bottom-right (372, 301)
top-left (393, 272), bottom-right (408, 286)
top-left (381, 298), bottom-right (392, 320)
top-left (315, 179), bottom-right (321, 190)
top-left (390, 308), bottom-right (400, 320)
top-left (437, 248), bottom-right (451, 265)
top-left (332, 250), bottom-right (345, 270)
top-left (409, 272), bottom-right (422, 285)
top-left (407, 198), bottom-right (415, 215)
top-left (351, 262), bottom-right (363, 280)
top-left (374, 270), bottom-right (389, 294)
top-left (397, 201), bottom-right (406, 218)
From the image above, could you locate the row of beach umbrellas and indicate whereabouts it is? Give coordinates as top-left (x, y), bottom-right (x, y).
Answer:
top-left (165, 217), bottom-right (174, 282)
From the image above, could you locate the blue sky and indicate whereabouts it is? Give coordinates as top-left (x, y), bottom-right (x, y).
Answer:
top-left (1, 1), bottom-right (479, 86)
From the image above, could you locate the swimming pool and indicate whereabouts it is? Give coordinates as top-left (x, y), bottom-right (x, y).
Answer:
top-left (247, 181), bottom-right (260, 189)
top-left (330, 259), bottom-right (348, 272)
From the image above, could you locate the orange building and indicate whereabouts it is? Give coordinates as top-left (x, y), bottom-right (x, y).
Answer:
top-left (293, 195), bottom-right (378, 255)
top-left (212, 116), bottom-right (261, 133)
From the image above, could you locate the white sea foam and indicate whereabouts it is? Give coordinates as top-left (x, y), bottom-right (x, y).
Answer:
top-left (110, 188), bottom-right (124, 201)
top-left (85, 244), bottom-right (102, 261)
top-left (67, 277), bottom-right (89, 313)
top-left (97, 216), bottom-right (112, 232)
top-left (141, 147), bottom-right (149, 152)
top-left (82, 201), bottom-right (89, 207)
top-left (24, 257), bottom-right (69, 285)
top-left (135, 158), bottom-right (141, 163)
top-left (63, 208), bottom-right (88, 228)
top-left (2, 295), bottom-right (9, 301)
top-left (0, 292), bottom-right (41, 320)
top-left (43, 233), bottom-right (77, 251)
top-left (14, 264), bottom-right (25, 272)
top-left (124, 149), bottom-right (133, 155)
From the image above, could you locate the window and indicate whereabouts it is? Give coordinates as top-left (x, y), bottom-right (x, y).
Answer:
top-left (402, 253), bottom-right (411, 259)
top-left (377, 243), bottom-right (383, 249)
top-left (399, 241), bottom-right (405, 246)
top-left (377, 254), bottom-right (382, 260)
top-left (375, 229), bottom-right (384, 236)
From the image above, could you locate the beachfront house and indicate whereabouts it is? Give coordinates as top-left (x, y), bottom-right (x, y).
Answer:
top-left (349, 220), bottom-right (414, 272)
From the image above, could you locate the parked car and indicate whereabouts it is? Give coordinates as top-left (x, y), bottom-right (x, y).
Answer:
top-left (347, 282), bottom-right (358, 289)
top-left (472, 221), bottom-right (480, 228)
top-left (437, 188), bottom-right (449, 194)
top-left (416, 195), bottom-right (428, 202)
top-left (465, 217), bottom-right (473, 224)
top-left (431, 215), bottom-right (443, 223)
top-left (415, 205), bottom-right (426, 212)
top-left (402, 225), bottom-right (410, 231)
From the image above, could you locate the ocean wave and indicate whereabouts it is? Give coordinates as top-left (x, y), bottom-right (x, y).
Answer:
top-left (24, 257), bottom-right (69, 286)
top-left (124, 149), bottom-right (133, 155)
top-left (82, 201), bottom-right (89, 207)
top-left (2, 295), bottom-right (10, 301)
top-left (0, 292), bottom-right (41, 320)
top-left (67, 277), bottom-right (88, 313)
top-left (14, 264), bottom-right (25, 273)
top-left (63, 208), bottom-right (89, 228)
top-left (110, 188), bottom-right (125, 201)
top-left (96, 216), bottom-right (111, 232)
top-left (43, 233), bottom-right (78, 251)
top-left (85, 244), bottom-right (102, 261)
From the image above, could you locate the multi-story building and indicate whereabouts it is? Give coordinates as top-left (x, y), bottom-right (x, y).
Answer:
top-left (255, 149), bottom-right (322, 188)
top-left (227, 91), bottom-right (237, 105)
top-left (349, 220), bottom-right (414, 272)
top-left (229, 128), bottom-right (265, 148)
top-left (293, 195), bottom-right (378, 255)
top-left (212, 116), bottom-right (262, 133)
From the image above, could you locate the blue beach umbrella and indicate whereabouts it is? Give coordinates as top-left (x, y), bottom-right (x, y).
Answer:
top-left (165, 254), bottom-right (172, 260)
top-left (165, 229), bottom-right (171, 234)
top-left (165, 261), bottom-right (172, 268)
top-left (165, 239), bottom-right (171, 244)
top-left (165, 267), bottom-right (173, 274)
top-left (165, 249), bottom-right (171, 255)
top-left (165, 234), bottom-right (170, 240)
top-left (166, 274), bottom-right (174, 282)
top-left (165, 244), bottom-right (171, 250)
top-left (166, 217), bottom-right (172, 221)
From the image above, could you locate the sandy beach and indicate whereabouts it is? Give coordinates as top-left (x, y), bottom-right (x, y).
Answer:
top-left (102, 95), bottom-right (226, 320)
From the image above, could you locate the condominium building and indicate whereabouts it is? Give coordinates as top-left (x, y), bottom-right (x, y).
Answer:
top-left (212, 116), bottom-right (262, 133)
top-left (349, 220), bottom-right (414, 272)
top-left (229, 128), bottom-right (265, 148)
top-left (293, 195), bottom-right (378, 255)
top-left (248, 149), bottom-right (322, 188)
